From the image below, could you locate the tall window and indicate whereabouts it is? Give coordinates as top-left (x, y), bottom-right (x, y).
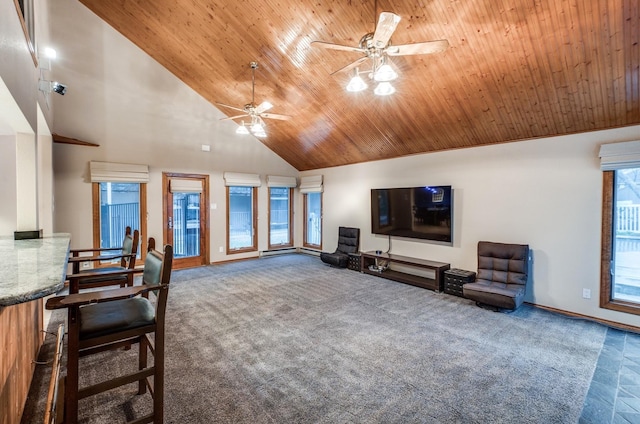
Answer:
top-left (601, 169), bottom-right (640, 315)
top-left (227, 186), bottom-right (257, 253)
top-left (304, 192), bottom-right (322, 248)
top-left (269, 187), bottom-right (293, 248)
top-left (93, 182), bottom-right (147, 260)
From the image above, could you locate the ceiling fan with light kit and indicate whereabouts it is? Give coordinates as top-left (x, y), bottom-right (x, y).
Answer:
top-left (217, 62), bottom-right (291, 138)
top-left (311, 3), bottom-right (449, 95)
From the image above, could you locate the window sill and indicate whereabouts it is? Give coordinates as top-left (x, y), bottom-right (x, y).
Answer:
top-left (601, 298), bottom-right (640, 316)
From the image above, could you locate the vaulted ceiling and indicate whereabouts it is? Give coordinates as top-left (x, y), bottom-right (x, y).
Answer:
top-left (77, 0), bottom-right (639, 171)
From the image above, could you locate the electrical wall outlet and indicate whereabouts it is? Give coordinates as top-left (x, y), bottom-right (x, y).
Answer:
top-left (219, 246), bottom-right (224, 253)
top-left (582, 288), bottom-right (591, 299)
top-left (81, 261), bottom-right (91, 269)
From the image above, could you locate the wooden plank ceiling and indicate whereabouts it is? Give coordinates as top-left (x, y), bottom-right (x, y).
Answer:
top-left (78, 0), bottom-right (639, 171)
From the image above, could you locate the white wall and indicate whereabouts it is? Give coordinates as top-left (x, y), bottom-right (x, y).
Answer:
top-left (16, 131), bottom-right (38, 230)
top-left (0, 0), bottom-right (56, 237)
top-left (0, 0), bottom-right (39, 129)
top-left (0, 79), bottom-right (41, 236)
top-left (0, 134), bottom-right (18, 235)
top-left (37, 105), bottom-right (54, 234)
top-left (310, 125), bottom-right (640, 328)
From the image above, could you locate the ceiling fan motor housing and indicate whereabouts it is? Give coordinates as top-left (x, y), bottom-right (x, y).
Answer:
top-left (360, 33), bottom-right (385, 57)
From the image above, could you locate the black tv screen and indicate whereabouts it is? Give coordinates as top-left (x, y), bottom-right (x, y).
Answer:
top-left (371, 186), bottom-right (453, 243)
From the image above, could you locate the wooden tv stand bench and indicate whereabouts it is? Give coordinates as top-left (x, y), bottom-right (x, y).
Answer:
top-left (360, 251), bottom-right (450, 292)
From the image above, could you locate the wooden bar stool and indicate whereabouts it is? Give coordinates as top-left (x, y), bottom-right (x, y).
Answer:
top-left (47, 239), bottom-right (173, 423)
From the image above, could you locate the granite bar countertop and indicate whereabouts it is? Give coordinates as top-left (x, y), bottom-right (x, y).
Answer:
top-left (0, 234), bottom-right (70, 306)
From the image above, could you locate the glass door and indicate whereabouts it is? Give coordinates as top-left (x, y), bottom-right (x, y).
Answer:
top-left (303, 192), bottom-right (322, 248)
top-left (163, 173), bottom-right (209, 268)
top-left (611, 168), bottom-right (640, 303)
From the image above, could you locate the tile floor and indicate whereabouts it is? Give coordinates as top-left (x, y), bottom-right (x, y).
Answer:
top-left (580, 328), bottom-right (640, 424)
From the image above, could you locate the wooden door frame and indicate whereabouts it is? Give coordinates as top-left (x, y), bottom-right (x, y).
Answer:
top-left (162, 172), bottom-right (210, 269)
top-left (92, 182), bottom-right (148, 264)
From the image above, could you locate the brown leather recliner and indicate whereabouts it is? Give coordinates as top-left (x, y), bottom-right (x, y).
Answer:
top-left (463, 241), bottom-right (530, 310)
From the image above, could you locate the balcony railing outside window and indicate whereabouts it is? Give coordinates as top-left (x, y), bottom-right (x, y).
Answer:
top-left (613, 171), bottom-right (640, 303)
top-left (99, 182), bottom-right (140, 251)
top-left (172, 193), bottom-right (200, 258)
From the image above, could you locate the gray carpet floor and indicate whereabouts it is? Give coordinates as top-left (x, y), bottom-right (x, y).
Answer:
top-left (23, 253), bottom-right (608, 423)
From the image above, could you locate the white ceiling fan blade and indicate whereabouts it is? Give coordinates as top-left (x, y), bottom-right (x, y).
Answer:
top-left (330, 56), bottom-right (369, 75)
top-left (260, 112), bottom-right (291, 121)
top-left (216, 102), bottom-right (246, 113)
top-left (372, 12), bottom-right (401, 49)
top-left (220, 114), bottom-right (249, 121)
top-left (385, 39), bottom-right (449, 56)
top-left (311, 41), bottom-right (366, 54)
top-left (255, 101), bottom-right (273, 114)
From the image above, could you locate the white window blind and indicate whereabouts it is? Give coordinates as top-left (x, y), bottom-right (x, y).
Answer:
top-left (223, 172), bottom-right (261, 187)
top-left (170, 179), bottom-right (203, 193)
top-left (599, 140), bottom-right (640, 171)
top-left (90, 161), bottom-right (149, 183)
top-left (299, 175), bottom-right (323, 193)
top-left (267, 175), bottom-right (297, 188)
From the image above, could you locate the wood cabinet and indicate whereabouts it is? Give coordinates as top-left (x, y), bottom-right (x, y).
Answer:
top-left (0, 299), bottom-right (44, 424)
top-left (361, 251), bottom-right (450, 292)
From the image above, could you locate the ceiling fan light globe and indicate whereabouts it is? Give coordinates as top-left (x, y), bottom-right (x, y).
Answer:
top-left (254, 130), bottom-right (267, 138)
top-left (374, 81), bottom-right (396, 96)
top-left (373, 64), bottom-right (398, 82)
top-left (236, 124), bottom-right (250, 135)
top-left (346, 75), bottom-right (368, 92)
top-left (251, 123), bottom-right (264, 133)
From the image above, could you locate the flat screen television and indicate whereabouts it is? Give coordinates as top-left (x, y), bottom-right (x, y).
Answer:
top-left (371, 186), bottom-right (453, 243)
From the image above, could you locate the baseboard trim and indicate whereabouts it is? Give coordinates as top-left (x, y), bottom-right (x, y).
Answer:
top-left (527, 302), bottom-right (640, 334)
top-left (259, 248), bottom-right (297, 257)
top-left (298, 247), bottom-right (321, 256)
top-left (211, 256), bottom-right (260, 266)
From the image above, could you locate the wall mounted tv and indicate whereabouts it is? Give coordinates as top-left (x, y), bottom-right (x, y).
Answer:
top-left (371, 186), bottom-right (453, 243)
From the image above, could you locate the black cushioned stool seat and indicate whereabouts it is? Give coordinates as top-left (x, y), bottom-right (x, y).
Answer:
top-left (77, 267), bottom-right (130, 287)
top-left (462, 279), bottom-right (525, 309)
top-left (80, 297), bottom-right (155, 339)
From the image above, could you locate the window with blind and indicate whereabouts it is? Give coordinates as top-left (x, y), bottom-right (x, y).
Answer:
top-left (224, 172), bottom-right (260, 253)
top-left (90, 162), bottom-right (149, 261)
top-left (227, 186), bottom-right (257, 252)
top-left (267, 175), bottom-right (296, 249)
top-left (300, 175), bottom-right (323, 249)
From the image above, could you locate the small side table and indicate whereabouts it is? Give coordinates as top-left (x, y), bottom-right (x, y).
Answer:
top-left (444, 269), bottom-right (476, 297)
top-left (347, 253), bottom-right (361, 271)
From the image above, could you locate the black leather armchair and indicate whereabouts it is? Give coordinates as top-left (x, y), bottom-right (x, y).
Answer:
top-left (463, 241), bottom-right (530, 310)
top-left (320, 227), bottom-right (360, 268)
